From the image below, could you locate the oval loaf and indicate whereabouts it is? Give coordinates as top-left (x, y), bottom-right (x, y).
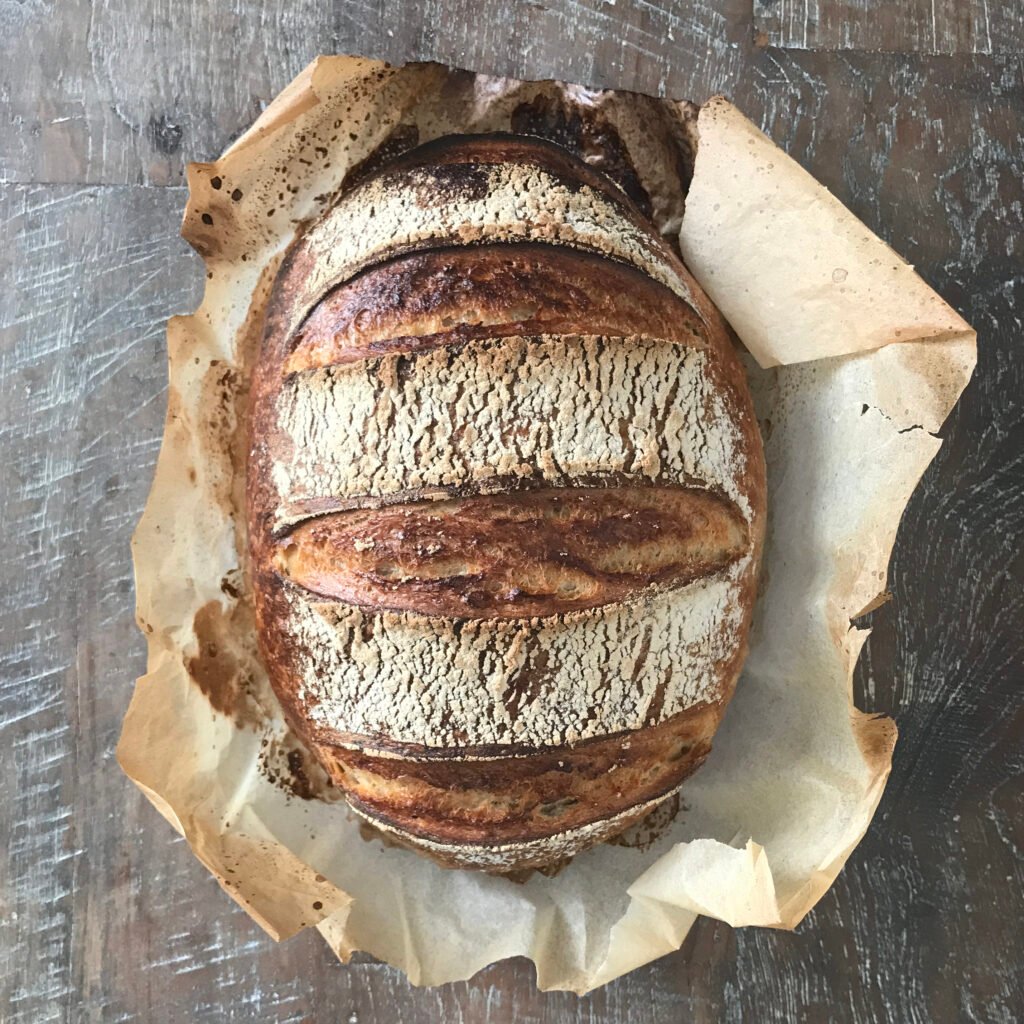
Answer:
top-left (247, 133), bottom-right (766, 872)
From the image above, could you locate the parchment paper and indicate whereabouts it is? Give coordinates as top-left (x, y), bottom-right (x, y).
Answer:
top-left (118, 56), bottom-right (976, 993)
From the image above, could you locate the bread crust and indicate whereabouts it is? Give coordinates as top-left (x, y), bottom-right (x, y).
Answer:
top-left (284, 243), bottom-right (706, 373)
top-left (275, 486), bottom-right (748, 619)
top-left (247, 133), bottom-right (766, 871)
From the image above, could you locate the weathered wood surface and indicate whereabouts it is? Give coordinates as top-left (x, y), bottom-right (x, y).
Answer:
top-left (1, 2), bottom-right (1022, 1022)
top-left (753, 0), bottom-right (1024, 54)
top-left (1, 0), bottom-right (753, 185)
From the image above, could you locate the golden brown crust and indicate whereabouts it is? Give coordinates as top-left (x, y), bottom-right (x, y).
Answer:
top-left (284, 244), bottom-right (706, 373)
top-left (246, 132), bottom-right (767, 871)
top-left (316, 700), bottom-right (721, 846)
top-left (350, 794), bottom-right (675, 874)
top-left (275, 486), bottom-right (747, 618)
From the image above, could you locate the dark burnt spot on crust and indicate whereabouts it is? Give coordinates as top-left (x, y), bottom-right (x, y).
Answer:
top-left (340, 122), bottom-right (421, 194)
top-left (511, 96), bottom-right (653, 218)
top-left (350, 132), bottom-right (650, 226)
top-left (410, 163), bottom-right (491, 206)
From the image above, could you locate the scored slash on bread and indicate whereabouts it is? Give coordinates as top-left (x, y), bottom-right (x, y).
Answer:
top-left (247, 133), bottom-right (766, 872)
top-left (283, 243), bottom-right (707, 373)
top-left (275, 487), bottom-right (748, 619)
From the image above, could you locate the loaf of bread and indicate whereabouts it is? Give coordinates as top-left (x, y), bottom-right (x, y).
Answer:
top-left (247, 133), bottom-right (766, 871)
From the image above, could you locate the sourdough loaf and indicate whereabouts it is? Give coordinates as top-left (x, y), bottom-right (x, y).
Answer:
top-left (247, 133), bottom-right (766, 871)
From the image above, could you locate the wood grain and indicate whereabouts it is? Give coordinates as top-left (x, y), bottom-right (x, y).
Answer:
top-left (2, 0), bottom-right (751, 186)
top-left (0, 0), bottom-right (338, 186)
top-left (1, 2), bottom-right (1022, 1022)
top-left (754, 0), bottom-right (1024, 54)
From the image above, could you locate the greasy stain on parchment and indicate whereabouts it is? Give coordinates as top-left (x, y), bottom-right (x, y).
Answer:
top-left (186, 598), bottom-right (267, 729)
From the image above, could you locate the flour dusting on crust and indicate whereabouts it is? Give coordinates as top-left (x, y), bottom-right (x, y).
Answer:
top-left (290, 559), bottom-right (748, 749)
top-left (272, 335), bottom-right (749, 530)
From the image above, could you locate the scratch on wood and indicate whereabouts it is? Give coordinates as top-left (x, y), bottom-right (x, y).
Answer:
top-left (754, 0), bottom-right (1024, 53)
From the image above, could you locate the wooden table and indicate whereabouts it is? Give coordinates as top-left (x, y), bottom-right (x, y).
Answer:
top-left (2, 3), bottom-right (1022, 1021)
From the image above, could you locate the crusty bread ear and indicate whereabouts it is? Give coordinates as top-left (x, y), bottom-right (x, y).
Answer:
top-left (247, 133), bottom-right (765, 872)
